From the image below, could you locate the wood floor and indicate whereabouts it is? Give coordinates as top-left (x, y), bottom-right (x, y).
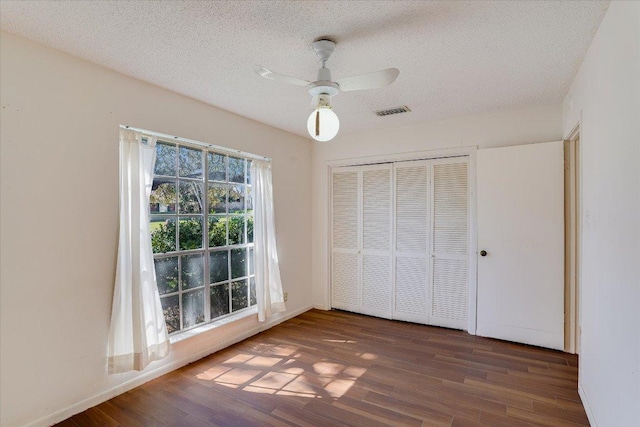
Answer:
top-left (56, 309), bottom-right (589, 426)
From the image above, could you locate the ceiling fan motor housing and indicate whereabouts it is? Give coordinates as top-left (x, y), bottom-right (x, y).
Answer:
top-left (310, 66), bottom-right (339, 96)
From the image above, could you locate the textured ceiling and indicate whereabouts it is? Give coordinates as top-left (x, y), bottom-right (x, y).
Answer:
top-left (0, 1), bottom-right (609, 139)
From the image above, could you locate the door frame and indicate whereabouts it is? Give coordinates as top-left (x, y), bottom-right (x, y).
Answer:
top-left (564, 123), bottom-right (582, 354)
top-left (325, 146), bottom-right (478, 334)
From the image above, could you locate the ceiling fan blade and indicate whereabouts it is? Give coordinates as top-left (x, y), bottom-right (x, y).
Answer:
top-left (253, 65), bottom-right (310, 87)
top-left (336, 68), bottom-right (400, 92)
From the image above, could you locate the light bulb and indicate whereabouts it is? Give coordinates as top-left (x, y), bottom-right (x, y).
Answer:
top-left (307, 107), bottom-right (339, 142)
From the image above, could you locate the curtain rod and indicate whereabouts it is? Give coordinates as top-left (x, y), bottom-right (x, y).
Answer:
top-left (120, 125), bottom-right (270, 162)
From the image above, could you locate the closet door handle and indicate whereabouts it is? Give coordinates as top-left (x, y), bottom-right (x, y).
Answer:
top-left (480, 250), bottom-right (487, 257)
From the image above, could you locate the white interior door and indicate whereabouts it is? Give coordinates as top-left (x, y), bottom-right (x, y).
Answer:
top-left (477, 142), bottom-right (564, 350)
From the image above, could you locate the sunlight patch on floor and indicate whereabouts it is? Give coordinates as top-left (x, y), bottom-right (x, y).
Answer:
top-left (194, 346), bottom-right (370, 400)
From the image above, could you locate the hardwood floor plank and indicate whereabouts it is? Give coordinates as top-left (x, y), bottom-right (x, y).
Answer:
top-left (532, 400), bottom-right (590, 425)
top-left (332, 395), bottom-right (424, 426)
top-left (302, 398), bottom-right (391, 427)
top-left (479, 410), bottom-right (539, 427)
top-left (270, 402), bottom-right (343, 427)
top-left (441, 378), bottom-right (536, 412)
top-left (70, 407), bottom-right (120, 427)
top-left (507, 406), bottom-right (587, 427)
top-left (54, 309), bottom-right (589, 427)
top-left (363, 390), bottom-right (454, 425)
top-left (54, 418), bottom-right (81, 427)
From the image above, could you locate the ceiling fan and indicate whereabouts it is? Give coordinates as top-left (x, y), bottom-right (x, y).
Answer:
top-left (254, 38), bottom-right (400, 141)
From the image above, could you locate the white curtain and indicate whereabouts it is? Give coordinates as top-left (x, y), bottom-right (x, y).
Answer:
top-left (252, 160), bottom-right (286, 322)
top-left (108, 129), bottom-right (170, 374)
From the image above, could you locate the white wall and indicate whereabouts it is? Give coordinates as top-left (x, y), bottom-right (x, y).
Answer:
top-left (0, 32), bottom-right (312, 427)
top-left (311, 104), bottom-right (563, 309)
top-left (562, 2), bottom-right (640, 426)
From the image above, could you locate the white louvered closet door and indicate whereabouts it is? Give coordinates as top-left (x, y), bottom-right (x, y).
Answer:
top-left (361, 165), bottom-right (393, 319)
top-left (394, 161), bottom-right (430, 323)
top-left (429, 158), bottom-right (469, 329)
top-left (332, 158), bottom-right (469, 330)
top-left (331, 168), bottom-right (360, 312)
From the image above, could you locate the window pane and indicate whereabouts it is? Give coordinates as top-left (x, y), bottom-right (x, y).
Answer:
top-left (182, 289), bottom-right (205, 328)
top-left (181, 254), bottom-right (204, 290)
top-left (179, 181), bottom-right (203, 214)
top-left (155, 142), bottom-right (176, 176)
top-left (161, 295), bottom-right (180, 334)
top-left (210, 284), bottom-right (230, 319)
top-left (150, 178), bottom-right (176, 214)
top-left (208, 215), bottom-right (227, 247)
top-left (208, 183), bottom-right (227, 214)
top-left (155, 257), bottom-right (178, 295)
top-left (151, 216), bottom-right (176, 254)
top-left (179, 217), bottom-right (203, 250)
top-left (229, 185), bottom-right (245, 214)
top-left (232, 280), bottom-right (248, 311)
top-left (231, 248), bottom-right (247, 279)
top-left (179, 146), bottom-right (203, 178)
top-left (248, 247), bottom-right (254, 275)
top-left (208, 153), bottom-right (226, 181)
top-left (209, 250), bottom-right (228, 284)
top-left (249, 277), bottom-right (256, 306)
top-left (247, 215), bottom-right (254, 244)
top-left (247, 160), bottom-right (252, 185)
top-left (228, 216), bottom-right (246, 246)
top-left (228, 156), bottom-right (245, 183)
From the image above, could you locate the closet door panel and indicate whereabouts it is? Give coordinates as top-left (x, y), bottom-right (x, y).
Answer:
top-left (362, 167), bottom-right (392, 252)
top-left (362, 254), bottom-right (391, 317)
top-left (331, 170), bottom-right (360, 312)
top-left (395, 256), bottom-right (428, 317)
top-left (430, 159), bottom-right (469, 330)
top-left (394, 162), bottom-right (430, 323)
top-left (361, 166), bottom-right (392, 318)
top-left (432, 259), bottom-right (468, 323)
top-left (332, 170), bottom-right (359, 251)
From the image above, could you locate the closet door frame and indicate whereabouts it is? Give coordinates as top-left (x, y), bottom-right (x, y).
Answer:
top-left (326, 146), bottom-right (478, 334)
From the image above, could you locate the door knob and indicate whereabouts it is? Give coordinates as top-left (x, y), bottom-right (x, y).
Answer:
top-left (480, 250), bottom-right (487, 257)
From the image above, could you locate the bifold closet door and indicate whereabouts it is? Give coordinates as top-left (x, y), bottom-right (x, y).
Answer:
top-left (361, 165), bottom-right (393, 318)
top-left (394, 161), bottom-right (430, 323)
top-left (393, 158), bottom-right (469, 330)
top-left (429, 158), bottom-right (469, 330)
top-left (331, 165), bottom-right (392, 318)
top-left (331, 168), bottom-right (359, 312)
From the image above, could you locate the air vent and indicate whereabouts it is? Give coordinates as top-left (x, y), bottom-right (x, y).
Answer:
top-left (374, 106), bottom-right (411, 117)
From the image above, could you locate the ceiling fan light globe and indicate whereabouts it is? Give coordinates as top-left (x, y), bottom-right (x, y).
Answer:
top-left (307, 108), bottom-right (339, 142)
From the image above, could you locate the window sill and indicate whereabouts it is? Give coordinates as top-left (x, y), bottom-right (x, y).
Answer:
top-left (169, 306), bottom-right (258, 345)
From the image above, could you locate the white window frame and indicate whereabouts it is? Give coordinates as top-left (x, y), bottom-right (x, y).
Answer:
top-left (143, 129), bottom-right (267, 336)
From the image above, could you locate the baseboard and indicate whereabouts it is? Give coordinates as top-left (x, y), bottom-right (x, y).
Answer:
top-left (23, 305), bottom-right (313, 427)
top-left (313, 304), bottom-right (330, 310)
top-left (579, 383), bottom-right (597, 427)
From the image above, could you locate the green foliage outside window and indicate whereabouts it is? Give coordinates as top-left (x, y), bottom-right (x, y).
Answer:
top-left (151, 215), bottom-right (253, 254)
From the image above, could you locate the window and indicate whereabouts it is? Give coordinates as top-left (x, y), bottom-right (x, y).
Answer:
top-left (150, 140), bottom-right (255, 334)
